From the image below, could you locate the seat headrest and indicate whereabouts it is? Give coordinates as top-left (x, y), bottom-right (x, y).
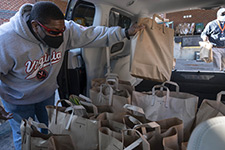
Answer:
top-left (187, 116), bottom-right (225, 150)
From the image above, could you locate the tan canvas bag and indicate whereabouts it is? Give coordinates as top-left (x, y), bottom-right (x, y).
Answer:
top-left (199, 41), bottom-right (213, 63)
top-left (131, 14), bottom-right (174, 82)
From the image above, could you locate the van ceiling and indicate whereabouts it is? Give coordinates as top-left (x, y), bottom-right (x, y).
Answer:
top-left (85, 0), bottom-right (225, 15)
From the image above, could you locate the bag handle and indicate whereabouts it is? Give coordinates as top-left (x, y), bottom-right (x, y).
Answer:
top-left (123, 115), bottom-right (147, 134)
top-left (123, 104), bottom-right (145, 116)
top-left (152, 85), bottom-right (170, 108)
top-left (55, 99), bottom-right (74, 130)
top-left (123, 129), bottom-right (150, 150)
top-left (134, 121), bottom-right (161, 135)
top-left (161, 81), bottom-right (179, 93)
top-left (152, 14), bottom-right (166, 33)
top-left (79, 94), bottom-right (92, 103)
top-left (106, 73), bottom-right (119, 90)
top-left (216, 91), bottom-right (225, 102)
top-left (78, 94), bottom-right (99, 116)
top-left (27, 118), bottom-right (52, 140)
top-left (98, 84), bottom-right (114, 106)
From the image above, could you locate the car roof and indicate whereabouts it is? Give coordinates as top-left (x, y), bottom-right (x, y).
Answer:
top-left (83, 0), bottom-right (225, 16)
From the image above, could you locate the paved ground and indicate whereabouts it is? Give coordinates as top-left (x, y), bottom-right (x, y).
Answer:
top-left (0, 121), bottom-right (14, 150)
top-left (175, 59), bottom-right (215, 71)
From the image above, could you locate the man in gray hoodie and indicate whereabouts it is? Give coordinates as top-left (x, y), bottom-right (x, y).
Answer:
top-left (0, 1), bottom-right (144, 149)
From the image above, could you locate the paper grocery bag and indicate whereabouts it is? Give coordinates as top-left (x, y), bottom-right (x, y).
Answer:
top-left (131, 14), bottom-right (174, 82)
top-left (46, 100), bottom-right (99, 150)
top-left (48, 135), bottom-right (75, 150)
top-left (99, 127), bottom-right (150, 150)
top-left (97, 104), bottom-right (150, 129)
top-left (134, 118), bottom-right (182, 150)
top-left (194, 91), bottom-right (225, 127)
top-left (89, 83), bottom-right (131, 112)
top-left (91, 74), bottom-right (134, 96)
top-left (132, 81), bottom-right (198, 141)
top-left (20, 117), bottom-right (75, 150)
top-left (199, 41), bottom-right (213, 63)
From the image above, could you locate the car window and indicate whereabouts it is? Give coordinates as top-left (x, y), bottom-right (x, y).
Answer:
top-left (165, 9), bottom-right (218, 72)
top-left (109, 8), bottom-right (131, 28)
top-left (108, 8), bottom-right (132, 55)
top-left (72, 1), bottom-right (95, 27)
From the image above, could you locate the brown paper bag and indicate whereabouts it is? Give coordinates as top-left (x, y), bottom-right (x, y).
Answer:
top-left (90, 83), bottom-right (131, 112)
top-left (99, 127), bottom-right (150, 150)
top-left (20, 117), bottom-right (75, 150)
top-left (132, 82), bottom-right (198, 141)
top-left (181, 142), bottom-right (188, 150)
top-left (21, 118), bottom-right (50, 150)
top-left (91, 74), bottom-right (134, 96)
top-left (46, 100), bottom-right (99, 150)
top-left (194, 91), bottom-right (225, 128)
top-left (48, 135), bottom-right (75, 150)
top-left (199, 41), bottom-right (213, 63)
top-left (96, 104), bottom-right (150, 129)
top-left (131, 14), bottom-right (174, 82)
top-left (134, 118), bottom-right (182, 150)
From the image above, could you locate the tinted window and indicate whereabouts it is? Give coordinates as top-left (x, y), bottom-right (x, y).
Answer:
top-left (109, 9), bottom-right (131, 28)
top-left (72, 1), bottom-right (95, 27)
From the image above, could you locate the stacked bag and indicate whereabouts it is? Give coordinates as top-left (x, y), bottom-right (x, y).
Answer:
top-left (21, 72), bottom-right (225, 150)
top-left (45, 74), bottom-right (199, 150)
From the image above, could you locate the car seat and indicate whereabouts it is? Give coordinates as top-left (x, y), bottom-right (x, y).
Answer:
top-left (187, 116), bottom-right (225, 150)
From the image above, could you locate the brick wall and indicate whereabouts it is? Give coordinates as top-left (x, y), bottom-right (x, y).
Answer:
top-left (166, 9), bottom-right (218, 31)
top-left (0, 0), bottom-right (68, 25)
top-left (0, 0), bottom-right (35, 24)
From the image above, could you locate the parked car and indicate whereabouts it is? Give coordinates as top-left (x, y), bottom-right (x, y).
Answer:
top-left (58, 0), bottom-right (225, 107)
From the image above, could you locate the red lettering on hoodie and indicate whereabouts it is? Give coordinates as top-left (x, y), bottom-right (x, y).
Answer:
top-left (24, 50), bottom-right (61, 80)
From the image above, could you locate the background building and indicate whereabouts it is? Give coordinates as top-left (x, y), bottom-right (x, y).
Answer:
top-left (166, 8), bottom-right (218, 36)
top-left (0, 0), bottom-right (67, 25)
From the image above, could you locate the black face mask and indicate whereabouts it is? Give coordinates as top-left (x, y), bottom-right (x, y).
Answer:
top-left (42, 34), bottom-right (63, 48)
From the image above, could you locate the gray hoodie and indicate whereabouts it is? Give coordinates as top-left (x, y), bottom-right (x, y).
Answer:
top-left (0, 4), bottom-right (126, 105)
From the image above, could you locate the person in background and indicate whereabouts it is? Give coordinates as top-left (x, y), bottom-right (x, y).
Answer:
top-left (201, 8), bottom-right (225, 71)
top-left (0, 1), bottom-right (144, 150)
top-left (0, 105), bottom-right (13, 120)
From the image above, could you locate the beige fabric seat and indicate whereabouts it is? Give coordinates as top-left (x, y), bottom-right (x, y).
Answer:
top-left (187, 116), bottom-right (225, 150)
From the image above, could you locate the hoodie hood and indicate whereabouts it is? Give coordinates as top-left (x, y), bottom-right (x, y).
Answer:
top-left (10, 3), bottom-right (40, 45)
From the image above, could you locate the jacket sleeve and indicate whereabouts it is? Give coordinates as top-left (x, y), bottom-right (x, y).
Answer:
top-left (201, 22), bottom-right (211, 40)
top-left (64, 20), bottom-right (126, 50)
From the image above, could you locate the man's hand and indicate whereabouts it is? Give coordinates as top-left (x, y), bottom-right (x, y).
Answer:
top-left (0, 105), bottom-right (13, 120)
top-left (127, 23), bottom-right (145, 36)
top-left (202, 36), bottom-right (209, 42)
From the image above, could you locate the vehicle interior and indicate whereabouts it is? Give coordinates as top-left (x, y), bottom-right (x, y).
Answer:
top-left (58, 0), bottom-right (225, 106)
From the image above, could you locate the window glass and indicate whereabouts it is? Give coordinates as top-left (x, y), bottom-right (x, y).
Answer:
top-left (109, 9), bottom-right (131, 28)
top-left (72, 1), bottom-right (95, 27)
